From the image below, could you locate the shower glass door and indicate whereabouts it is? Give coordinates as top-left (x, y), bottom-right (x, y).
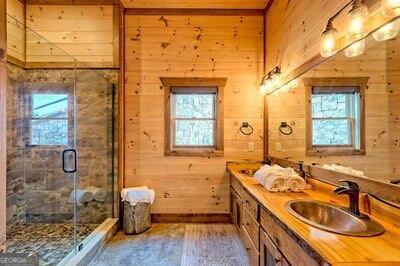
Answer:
top-left (5, 17), bottom-right (77, 265)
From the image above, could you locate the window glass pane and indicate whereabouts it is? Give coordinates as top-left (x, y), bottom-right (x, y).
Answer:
top-left (174, 94), bottom-right (215, 118)
top-left (175, 120), bottom-right (214, 146)
top-left (31, 119), bottom-right (68, 145)
top-left (312, 119), bottom-right (351, 145)
top-left (32, 94), bottom-right (68, 118)
top-left (312, 93), bottom-right (347, 118)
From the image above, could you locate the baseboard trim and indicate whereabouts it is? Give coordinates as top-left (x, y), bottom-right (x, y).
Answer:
top-left (151, 213), bottom-right (231, 223)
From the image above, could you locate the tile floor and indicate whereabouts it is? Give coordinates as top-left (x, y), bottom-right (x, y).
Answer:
top-left (89, 223), bottom-right (250, 266)
top-left (6, 223), bottom-right (99, 266)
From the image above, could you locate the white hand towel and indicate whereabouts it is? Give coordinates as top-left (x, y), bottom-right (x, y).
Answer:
top-left (70, 190), bottom-right (93, 207)
top-left (323, 164), bottom-right (364, 177)
top-left (121, 186), bottom-right (148, 200)
top-left (87, 186), bottom-right (107, 202)
top-left (286, 174), bottom-right (306, 192)
top-left (263, 172), bottom-right (289, 192)
top-left (121, 187), bottom-right (155, 206)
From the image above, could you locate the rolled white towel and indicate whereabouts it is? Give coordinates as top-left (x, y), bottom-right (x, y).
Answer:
top-left (70, 190), bottom-right (93, 207)
top-left (286, 174), bottom-right (306, 192)
top-left (121, 187), bottom-right (155, 206)
top-left (87, 186), bottom-right (107, 202)
top-left (322, 164), bottom-right (364, 177)
top-left (263, 172), bottom-right (288, 192)
top-left (254, 165), bottom-right (285, 185)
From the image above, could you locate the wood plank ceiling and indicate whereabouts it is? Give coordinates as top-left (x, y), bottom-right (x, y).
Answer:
top-left (120, 0), bottom-right (268, 9)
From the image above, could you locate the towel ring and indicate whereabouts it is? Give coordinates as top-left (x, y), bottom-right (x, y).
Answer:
top-left (279, 122), bottom-right (293, 136)
top-left (240, 122), bottom-right (254, 136)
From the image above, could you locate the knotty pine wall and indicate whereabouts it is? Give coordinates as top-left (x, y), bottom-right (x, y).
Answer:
top-left (6, 0), bottom-right (25, 62)
top-left (124, 15), bottom-right (264, 214)
top-left (268, 39), bottom-right (400, 182)
top-left (25, 5), bottom-right (114, 65)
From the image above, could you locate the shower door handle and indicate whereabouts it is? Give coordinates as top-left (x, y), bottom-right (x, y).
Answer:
top-left (62, 148), bottom-right (77, 173)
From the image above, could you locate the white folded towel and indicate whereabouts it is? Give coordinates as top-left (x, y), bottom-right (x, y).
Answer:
top-left (286, 174), bottom-right (306, 192)
top-left (70, 190), bottom-right (93, 207)
top-left (254, 164), bottom-right (306, 193)
top-left (121, 187), bottom-right (155, 207)
top-left (121, 186), bottom-right (148, 200)
top-left (322, 164), bottom-right (364, 177)
top-left (86, 186), bottom-right (107, 202)
top-left (263, 172), bottom-right (289, 192)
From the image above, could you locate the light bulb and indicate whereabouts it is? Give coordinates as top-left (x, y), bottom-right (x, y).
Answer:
top-left (347, 2), bottom-right (369, 42)
top-left (345, 39), bottom-right (365, 57)
top-left (320, 26), bottom-right (339, 57)
top-left (381, 0), bottom-right (400, 16)
top-left (270, 72), bottom-right (282, 90)
top-left (259, 82), bottom-right (266, 95)
top-left (372, 18), bottom-right (400, 41)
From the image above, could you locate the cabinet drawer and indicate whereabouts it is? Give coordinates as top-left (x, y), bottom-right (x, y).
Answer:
top-left (260, 228), bottom-right (289, 266)
top-left (241, 225), bottom-right (259, 266)
top-left (242, 205), bottom-right (260, 250)
top-left (260, 208), bottom-right (319, 266)
top-left (242, 189), bottom-right (259, 220)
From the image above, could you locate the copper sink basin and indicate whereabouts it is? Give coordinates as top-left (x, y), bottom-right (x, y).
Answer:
top-left (285, 200), bottom-right (385, 237)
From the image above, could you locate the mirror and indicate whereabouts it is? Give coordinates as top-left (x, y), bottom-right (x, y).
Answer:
top-left (268, 18), bottom-right (400, 185)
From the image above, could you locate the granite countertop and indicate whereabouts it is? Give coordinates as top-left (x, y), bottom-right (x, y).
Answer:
top-left (227, 163), bottom-right (400, 265)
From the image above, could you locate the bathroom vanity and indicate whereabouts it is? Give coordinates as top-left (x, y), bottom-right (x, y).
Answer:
top-left (228, 163), bottom-right (400, 266)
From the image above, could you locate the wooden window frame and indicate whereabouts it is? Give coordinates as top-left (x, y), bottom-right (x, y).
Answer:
top-left (161, 77), bottom-right (226, 157)
top-left (303, 77), bottom-right (368, 157)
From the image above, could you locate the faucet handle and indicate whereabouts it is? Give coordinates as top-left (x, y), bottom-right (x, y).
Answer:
top-left (339, 180), bottom-right (359, 190)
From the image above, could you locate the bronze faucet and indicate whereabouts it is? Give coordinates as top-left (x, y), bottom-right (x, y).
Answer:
top-left (334, 180), bottom-right (368, 218)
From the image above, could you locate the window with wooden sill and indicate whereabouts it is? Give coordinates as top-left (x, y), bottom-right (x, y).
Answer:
top-left (303, 77), bottom-right (367, 156)
top-left (161, 77), bottom-right (226, 157)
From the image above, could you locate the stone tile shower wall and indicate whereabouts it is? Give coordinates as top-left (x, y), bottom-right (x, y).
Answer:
top-left (6, 63), bottom-right (118, 228)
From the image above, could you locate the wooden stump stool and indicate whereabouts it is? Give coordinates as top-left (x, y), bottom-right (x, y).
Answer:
top-left (123, 201), bottom-right (151, 234)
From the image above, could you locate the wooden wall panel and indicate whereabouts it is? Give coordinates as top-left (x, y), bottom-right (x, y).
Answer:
top-left (121, 0), bottom-right (267, 9)
top-left (124, 15), bottom-right (264, 214)
top-left (268, 40), bottom-right (400, 182)
top-left (25, 5), bottom-right (115, 65)
top-left (6, 0), bottom-right (25, 62)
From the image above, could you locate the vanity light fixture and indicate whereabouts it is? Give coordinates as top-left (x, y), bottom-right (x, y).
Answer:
top-left (259, 66), bottom-right (281, 95)
top-left (372, 18), bottom-right (400, 41)
top-left (345, 38), bottom-right (366, 57)
top-left (321, 20), bottom-right (340, 57)
top-left (347, 0), bottom-right (369, 42)
top-left (381, 0), bottom-right (400, 16)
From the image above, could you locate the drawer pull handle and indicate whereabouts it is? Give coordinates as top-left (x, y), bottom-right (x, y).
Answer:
top-left (246, 223), bottom-right (250, 226)
top-left (275, 258), bottom-right (281, 263)
top-left (246, 248), bottom-right (251, 251)
top-left (275, 236), bottom-right (280, 247)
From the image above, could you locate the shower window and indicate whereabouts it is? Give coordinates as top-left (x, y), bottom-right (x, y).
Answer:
top-left (29, 93), bottom-right (69, 146)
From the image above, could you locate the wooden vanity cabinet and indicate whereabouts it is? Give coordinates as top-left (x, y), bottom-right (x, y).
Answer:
top-left (260, 228), bottom-right (289, 266)
top-left (230, 172), bottom-right (319, 266)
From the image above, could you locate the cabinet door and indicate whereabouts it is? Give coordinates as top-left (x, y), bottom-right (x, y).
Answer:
top-left (230, 187), bottom-right (242, 232)
top-left (260, 228), bottom-right (289, 266)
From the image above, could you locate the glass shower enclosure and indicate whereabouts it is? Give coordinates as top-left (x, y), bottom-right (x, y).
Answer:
top-left (5, 14), bottom-right (117, 265)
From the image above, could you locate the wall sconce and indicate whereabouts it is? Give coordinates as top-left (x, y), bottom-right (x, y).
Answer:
top-left (321, 20), bottom-right (340, 57)
top-left (381, 0), bottom-right (400, 16)
top-left (372, 18), bottom-right (400, 41)
top-left (347, 0), bottom-right (369, 42)
top-left (320, 0), bottom-right (369, 58)
top-left (259, 66), bottom-right (282, 95)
